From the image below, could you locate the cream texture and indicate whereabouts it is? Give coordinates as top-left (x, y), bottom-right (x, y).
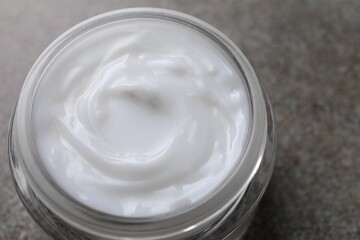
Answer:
top-left (32, 19), bottom-right (250, 217)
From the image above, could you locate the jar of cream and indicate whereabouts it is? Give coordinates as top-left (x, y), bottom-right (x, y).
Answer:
top-left (9, 8), bottom-right (276, 239)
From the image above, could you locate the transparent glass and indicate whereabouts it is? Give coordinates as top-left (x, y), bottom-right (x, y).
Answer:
top-left (8, 8), bottom-right (276, 240)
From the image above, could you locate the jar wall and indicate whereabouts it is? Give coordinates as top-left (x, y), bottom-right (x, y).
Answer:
top-left (8, 8), bottom-right (276, 240)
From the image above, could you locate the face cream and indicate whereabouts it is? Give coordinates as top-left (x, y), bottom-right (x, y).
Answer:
top-left (9, 8), bottom-right (276, 239)
top-left (31, 18), bottom-right (249, 217)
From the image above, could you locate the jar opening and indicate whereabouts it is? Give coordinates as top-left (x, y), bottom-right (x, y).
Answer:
top-left (12, 8), bottom-right (268, 238)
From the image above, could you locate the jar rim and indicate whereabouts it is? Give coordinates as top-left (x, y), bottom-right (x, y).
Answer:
top-left (12, 8), bottom-right (268, 239)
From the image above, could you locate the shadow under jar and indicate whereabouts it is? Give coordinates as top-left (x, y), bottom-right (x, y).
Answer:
top-left (8, 8), bottom-right (276, 240)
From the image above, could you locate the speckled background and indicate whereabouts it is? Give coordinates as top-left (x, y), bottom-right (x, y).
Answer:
top-left (0, 0), bottom-right (359, 239)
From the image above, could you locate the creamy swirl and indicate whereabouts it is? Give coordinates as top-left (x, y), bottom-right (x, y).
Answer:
top-left (32, 19), bottom-right (249, 217)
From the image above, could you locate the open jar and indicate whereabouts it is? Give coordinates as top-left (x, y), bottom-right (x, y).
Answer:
top-left (8, 8), bottom-right (276, 240)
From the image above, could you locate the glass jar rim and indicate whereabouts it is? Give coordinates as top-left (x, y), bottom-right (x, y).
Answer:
top-left (13, 8), bottom-right (268, 238)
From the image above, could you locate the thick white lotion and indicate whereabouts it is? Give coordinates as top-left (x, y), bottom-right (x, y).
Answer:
top-left (32, 19), bottom-right (250, 217)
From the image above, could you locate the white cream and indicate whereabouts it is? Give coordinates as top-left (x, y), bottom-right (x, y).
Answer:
top-left (32, 19), bottom-right (250, 217)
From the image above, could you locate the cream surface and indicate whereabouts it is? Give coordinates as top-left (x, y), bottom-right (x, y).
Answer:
top-left (32, 19), bottom-right (250, 217)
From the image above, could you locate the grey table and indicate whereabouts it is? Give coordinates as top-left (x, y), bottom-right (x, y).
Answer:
top-left (0, 0), bottom-right (359, 239)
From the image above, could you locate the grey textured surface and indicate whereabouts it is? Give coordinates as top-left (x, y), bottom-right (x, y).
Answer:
top-left (0, 0), bottom-right (359, 239)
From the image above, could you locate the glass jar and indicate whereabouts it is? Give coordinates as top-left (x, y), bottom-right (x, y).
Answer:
top-left (8, 8), bottom-right (276, 240)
